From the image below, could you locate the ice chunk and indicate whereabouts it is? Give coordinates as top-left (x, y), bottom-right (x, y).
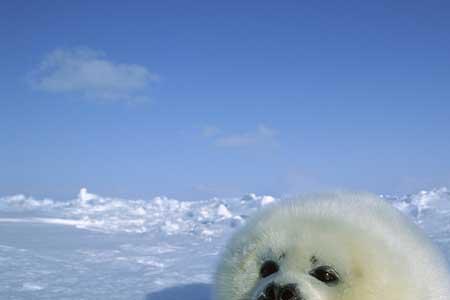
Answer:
top-left (261, 195), bottom-right (275, 206)
top-left (217, 204), bottom-right (232, 219)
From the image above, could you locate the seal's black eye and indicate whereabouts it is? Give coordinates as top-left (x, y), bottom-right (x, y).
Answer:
top-left (260, 260), bottom-right (279, 278)
top-left (309, 266), bottom-right (340, 284)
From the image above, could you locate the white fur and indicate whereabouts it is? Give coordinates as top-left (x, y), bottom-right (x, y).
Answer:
top-left (215, 192), bottom-right (450, 300)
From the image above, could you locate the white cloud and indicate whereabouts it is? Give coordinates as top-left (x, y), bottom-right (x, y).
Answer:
top-left (214, 124), bottom-right (278, 147)
top-left (29, 47), bottom-right (158, 102)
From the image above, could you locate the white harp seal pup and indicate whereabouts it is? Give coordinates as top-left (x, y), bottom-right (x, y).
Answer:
top-left (215, 192), bottom-right (450, 300)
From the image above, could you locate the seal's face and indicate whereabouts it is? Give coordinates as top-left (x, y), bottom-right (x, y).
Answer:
top-left (254, 257), bottom-right (341, 300)
top-left (214, 196), bottom-right (447, 300)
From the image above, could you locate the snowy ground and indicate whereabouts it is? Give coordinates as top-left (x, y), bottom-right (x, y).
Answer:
top-left (0, 188), bottom-right (449, 299)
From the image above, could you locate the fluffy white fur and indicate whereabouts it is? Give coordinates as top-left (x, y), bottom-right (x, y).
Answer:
top-left (215, 192), bottom-right (450, 300)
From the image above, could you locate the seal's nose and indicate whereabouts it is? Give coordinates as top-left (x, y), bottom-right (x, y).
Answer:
top-left (258, 283), bottom-right (299, 300)
top-left (279, 284), bottom-right (298, 300)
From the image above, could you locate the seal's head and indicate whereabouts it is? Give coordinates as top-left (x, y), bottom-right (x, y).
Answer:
top-left (214, 193), bottom-right (450, 300)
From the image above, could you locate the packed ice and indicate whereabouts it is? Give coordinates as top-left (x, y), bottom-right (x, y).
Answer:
top-left (0, 187), bottom-right (449, 299)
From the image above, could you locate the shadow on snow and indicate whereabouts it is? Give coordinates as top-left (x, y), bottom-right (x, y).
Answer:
top-left (145, 283), bottom-right (212, 300)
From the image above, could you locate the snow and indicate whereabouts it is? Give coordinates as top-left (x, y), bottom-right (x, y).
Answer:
top-left (0, 188), bottom-right (449, 299)
top-left (260, 195), bottom-right (276, 206)
top-left (79, 187), bottom-right (97, 203)
top-left (217, 204), bottom-right (232, 219)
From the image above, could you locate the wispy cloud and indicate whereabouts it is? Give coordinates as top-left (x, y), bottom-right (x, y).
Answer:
top-left (29, 47), bottom-right (158, 102)
top-left (209, 124), bottom-right (278, 147)
top-left (201, 125), bottom-right (221, 138)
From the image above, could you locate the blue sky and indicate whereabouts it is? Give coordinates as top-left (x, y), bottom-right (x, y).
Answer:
top-left (1, 0), bottom-right (450, 200)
